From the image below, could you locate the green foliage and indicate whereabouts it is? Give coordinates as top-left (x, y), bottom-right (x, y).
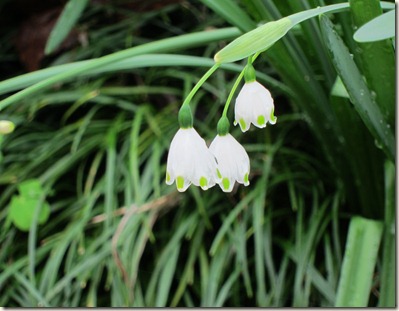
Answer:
top-left (335, 216), bottom-right (383, 307)
top-left (0, 0), bottom-right (395, 307)
top-left (7, 179), bottom-right (50, 231)
top-left (45, 0), bottom-right (90, 55)
top-left (320, 13), bottom-right (394, 161)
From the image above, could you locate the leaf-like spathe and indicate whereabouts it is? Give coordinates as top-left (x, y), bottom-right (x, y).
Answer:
top-left (214, 18), bottom-right (292, 63)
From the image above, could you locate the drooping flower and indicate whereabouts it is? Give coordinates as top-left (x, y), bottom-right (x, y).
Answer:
top-left (234, 80), bottom-right (277, 132)
top-left (166, 127), bottom-right (220, 192)
top-left (209, 133), bottom-right (250, 192)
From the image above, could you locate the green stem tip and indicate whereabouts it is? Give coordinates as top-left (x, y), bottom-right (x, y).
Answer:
top-left (178, 104), bottom-right (193, 128)
top-left (217, 116), bottom-right (230, 136)
top-left (244, 60), bottom-right (256, 83)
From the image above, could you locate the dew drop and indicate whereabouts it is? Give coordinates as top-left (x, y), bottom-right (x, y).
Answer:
top-left (374, 139), bottom-right (383, 149)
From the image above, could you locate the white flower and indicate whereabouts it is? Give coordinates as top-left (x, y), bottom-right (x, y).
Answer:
top-left (234, 81), bottom-right (277, 132)
top-left (209, 133), bottom-right (250, 192)
top-left (166, 128), bottom-right (220, 192)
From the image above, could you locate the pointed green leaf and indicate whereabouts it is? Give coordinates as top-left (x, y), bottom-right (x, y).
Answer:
top-left (335, 216), bottom-right (383, 307)
top-left (320, 14), bottom-right (394, 161)
top-left (45, 0), bottom-right (89, 55)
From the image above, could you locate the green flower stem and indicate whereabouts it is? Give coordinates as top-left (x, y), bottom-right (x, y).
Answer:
top-left (222, 71), bottom-right (244, 117)
top-left (182, 63), bottom-right (220, 108)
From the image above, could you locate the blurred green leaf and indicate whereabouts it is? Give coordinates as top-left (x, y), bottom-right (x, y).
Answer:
top-left (335, 216), bottom-right (383, 307)
top-left (0, 28), bottom-right (241, 111)
top-left (378, 161), bottom-right (395, 307)
top-left (45, 0), bottom-right (89, 55)
top-left (18, 179), bottom-right (42, 199)
top-left (199, 0), bottom-right (256, 32)
top-left (8, 197), bottom-right (50, 231)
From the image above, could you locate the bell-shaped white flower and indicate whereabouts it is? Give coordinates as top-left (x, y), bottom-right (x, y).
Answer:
top-left (166, 127), bottom-right (220, 192)
top-left (234, 81), bottom-right (277, 132)
top-left (209, 133), bottom-right (250, 192)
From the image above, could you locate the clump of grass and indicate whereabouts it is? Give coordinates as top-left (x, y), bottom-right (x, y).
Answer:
top-left (0, 0), bottom-right (394, 307)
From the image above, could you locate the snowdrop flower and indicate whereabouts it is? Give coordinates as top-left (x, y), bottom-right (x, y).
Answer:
top-left (166, 114), bottom-right (220, 192)
top-left (209, 117), bottom-right (250, 192)
top-left (234, 62), bottom-right (277, 132)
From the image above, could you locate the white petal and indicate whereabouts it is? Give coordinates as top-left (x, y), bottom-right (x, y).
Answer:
top-left (234, 81), bottom-right (276, 131)
top-left (209, 134), bottom-right (250, 192)
top-left (235, 84), bottom-right (253, 132)
top-left (166, 128), bottom-right (218, 192)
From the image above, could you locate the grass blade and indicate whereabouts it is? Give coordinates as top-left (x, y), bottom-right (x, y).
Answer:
top-left (199, 0), bottom-right (256, 32)
top-left (319, 14), bottom-right (394, 161)
top-left (0, 28), bottom-right (241, 110)
top-left (335, 216), bottom-right (383, 307)
top-left (45, 0), bottom-right (89, 55)
top-left (349, 0), bottom-right (395, 127)
top-left (378, 161), bottom-right (395, 307)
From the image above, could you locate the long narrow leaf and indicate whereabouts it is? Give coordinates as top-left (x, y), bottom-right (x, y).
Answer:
top-left (199, 0), bottom-right (256, 32)
top-left (45, 0), bottom-right (89, 55)
top-left (319, 14), bottom-right (395, 161)
top-left (335, 216), bottom-right (383, 307)
top-left (378, 161), bottom-right (396, 307)
top-left (0, 28), bottom-right (241, 110)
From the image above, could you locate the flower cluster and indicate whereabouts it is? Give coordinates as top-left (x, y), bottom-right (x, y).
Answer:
top-left (166, 60), bottom-right (276, 193)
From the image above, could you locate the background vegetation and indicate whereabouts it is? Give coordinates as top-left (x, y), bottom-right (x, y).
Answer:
top-left (0, 0), bottom-right (395, 307)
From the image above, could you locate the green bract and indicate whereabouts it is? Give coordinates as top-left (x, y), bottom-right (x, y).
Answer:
top-left (214, 18), bottom-right (292, 64)
top-left (244, 62), bottom-right (256, 83)
top-left (217, 116), bottom-right (230, 136)
top-left (178, 104), bottom-right (193, 129)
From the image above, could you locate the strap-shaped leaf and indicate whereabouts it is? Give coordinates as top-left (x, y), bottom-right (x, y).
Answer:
top-left (214, 2), bottom-right (394, 63)
top-left (45, 0), bottom-right (89, 55)
top-left (320, 14), bottom-right (395, 161)
top-left (0, 28), bottom-right (240, 111)
top-left (199, 0), bottom-right (256, 32)
top-left (335, 216), bottom-right (383, 306)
